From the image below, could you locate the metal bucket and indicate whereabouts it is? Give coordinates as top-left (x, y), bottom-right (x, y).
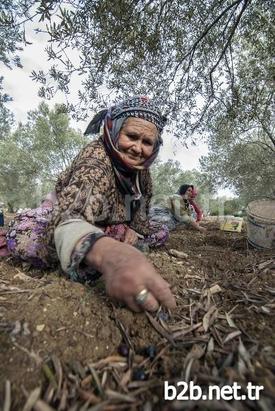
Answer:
top-left (247, 199), bottom-right (275, 249)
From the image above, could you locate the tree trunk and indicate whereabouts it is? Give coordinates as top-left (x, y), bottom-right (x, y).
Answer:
top-left (7, 202), bottom-right (14, 213)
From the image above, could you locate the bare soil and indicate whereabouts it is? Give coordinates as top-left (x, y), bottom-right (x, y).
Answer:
top-left (0, 220), bottom-right (274, 411)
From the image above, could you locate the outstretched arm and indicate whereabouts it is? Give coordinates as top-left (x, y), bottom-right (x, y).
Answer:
top-left (86, 236), bottom-right (176, 312)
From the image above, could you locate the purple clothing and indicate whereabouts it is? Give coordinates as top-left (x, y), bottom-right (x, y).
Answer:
top-left (6, 201), bottom-right (55, 269)
top-left (5, 202), bottom-right (169, 281)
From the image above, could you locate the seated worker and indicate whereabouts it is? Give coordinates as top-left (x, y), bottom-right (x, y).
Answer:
top-left (168, 184), bottom-right (206, 233)
top-left (5, 96), bottom-right (176, 313)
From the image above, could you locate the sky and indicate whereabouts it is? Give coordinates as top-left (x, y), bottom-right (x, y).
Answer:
top-left (1, 57), bottom-right (208, 170)
top-left (0, 17), bottom-right (233, 196)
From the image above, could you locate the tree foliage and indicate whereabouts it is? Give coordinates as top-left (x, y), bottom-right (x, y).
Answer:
top-left (208, 197), bottom-right (245, 216)
top-left (16, 0), bottom-right (274, 144)
top-left (1, 1), bottom-right (274, 140)
top-left (1, 0), bottom-right (274, 203)
top-left (151, 159), bottom-right (212, 212)
top-left (200, 132), bottom-right (275, 204)
top-left (0, 103), bottom-right (87, 210)
top-left (21, 102), bottom-right (87, 179)
top-left (151, 160), bottom-right (205, 196)
top-left (0, 0), bottom-right (32, 68)
top-left (0, 0), bottom-right (35, 136)
top-left (0, 77), bottom-right (14, 137)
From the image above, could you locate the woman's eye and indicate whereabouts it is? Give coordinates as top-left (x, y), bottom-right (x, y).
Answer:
top-left (127, 134), bottom-right (138, 140)
top-left (144, 140), bottom-right (153, 146)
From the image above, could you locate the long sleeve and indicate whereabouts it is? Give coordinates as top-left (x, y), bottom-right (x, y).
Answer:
top-left (47, 138), bottom-right (157, 277)
top-left (54, 143), bottom-right (115, 225)
top-left (48, 140), bottom-right (117, 276)
top-left (189, 199), bottom-right (203, 222)
top-left (54, 219), bottom-right (104, 273)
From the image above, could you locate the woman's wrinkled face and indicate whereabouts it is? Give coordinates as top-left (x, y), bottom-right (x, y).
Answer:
top-left (117, 117), bottom-right (158, 166)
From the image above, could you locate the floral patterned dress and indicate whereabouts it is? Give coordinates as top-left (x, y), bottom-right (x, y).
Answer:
top-left (5, 137), bottom-right (168, 277)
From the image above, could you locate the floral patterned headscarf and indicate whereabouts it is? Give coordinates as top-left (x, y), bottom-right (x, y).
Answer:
top-left (84, 96), bottom-right (167, 172)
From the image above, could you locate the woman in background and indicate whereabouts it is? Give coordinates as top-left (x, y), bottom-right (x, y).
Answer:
top-left (168, 184), bottom-right (206, 233)
top-left (149, 184), bottom-right (205, 233)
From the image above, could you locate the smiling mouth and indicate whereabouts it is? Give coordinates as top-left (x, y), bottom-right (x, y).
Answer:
top-left (125, 154), bottom-right (142, 161)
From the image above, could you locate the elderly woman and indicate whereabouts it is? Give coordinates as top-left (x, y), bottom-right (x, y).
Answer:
top-left (6, 96), bottom-right (176, 313)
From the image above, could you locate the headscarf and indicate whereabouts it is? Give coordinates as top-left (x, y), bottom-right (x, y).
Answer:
top-left (84, 96), bottom-right (167, 202)
top-left (84, 96), bottom-right (166, 169)
top-left (178, 184), bottom-right (194, 196)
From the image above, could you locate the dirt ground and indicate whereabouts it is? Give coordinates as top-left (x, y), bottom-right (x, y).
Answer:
top-left (0, 220), bottom-right (275, 411)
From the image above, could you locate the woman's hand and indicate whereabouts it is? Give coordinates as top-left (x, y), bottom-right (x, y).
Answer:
top-left (86, 237), bottom-right (176, 312)
top-left (124, 227), bottom-right (138, 245)
top-left (190, 220), bottom-right (207, 233)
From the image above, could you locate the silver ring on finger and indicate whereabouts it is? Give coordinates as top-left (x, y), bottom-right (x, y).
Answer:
top-left (135, 288), bottom-right (149, 305)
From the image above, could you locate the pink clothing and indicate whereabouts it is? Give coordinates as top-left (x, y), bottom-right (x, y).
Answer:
top-left (190, 187), bottom-right (203, 222)
top-left (189, 199), bottom-right (203, 222)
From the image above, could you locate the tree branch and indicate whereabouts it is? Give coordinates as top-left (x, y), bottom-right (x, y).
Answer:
top-left (259, 120), bottom-right (275, 146)
top-left (190, 97), bottom-right (214, 134)
top-left (209, 0), bottom-right (250, 94)
top-left (244, 140), bottom-right (275, 154)
top-left (170, 0), bottom-right (243, 86)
